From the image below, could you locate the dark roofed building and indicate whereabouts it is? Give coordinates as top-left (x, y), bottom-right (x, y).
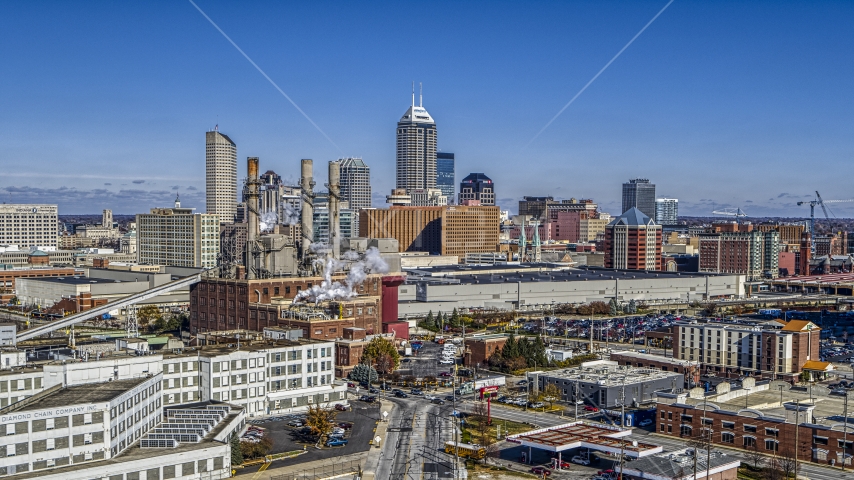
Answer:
top-left (458, 173), bottom-right (495, 206)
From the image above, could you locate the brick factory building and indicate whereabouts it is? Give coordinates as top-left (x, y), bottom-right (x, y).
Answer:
top-left (463, 335), bottom-right (508, 367)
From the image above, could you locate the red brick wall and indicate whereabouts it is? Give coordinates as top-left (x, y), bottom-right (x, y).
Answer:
top-left (657, 402), bottom-right (848, 466)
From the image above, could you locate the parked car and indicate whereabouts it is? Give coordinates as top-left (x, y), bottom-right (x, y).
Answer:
top-left (528, 401), bottom-right (545, 409)
top-left (439, 372), bottom-right (452, 377)
top-left (517, 380), bottom-right (529, 386)
top-left (338, 422), bottom-right (354, 430)
top-left (440, 359), bottom-right (454, 364)
top-left (402, 358), bottom-right (411, 363)
top-left (326, 438), bottom-right (349, 447)
top-left (584, 405), bottom-right (599, 412)
top-left (571, 455), bottom-right (590, 466)
top-left (347, 382), bottom-right (356, 388)
top-left (287, 420), bottom-right (303, 427)
top-left (331, 427), bottom-right (345, 435)
top-left (531, 466), bottom-right (551, 476)
top-left (334, 404), bottom-right (347, 411)
top-left (445, 395), bottom-right (455, 401)
top-left (639, 419), bottom-right (653, 427)
top-left (425, 394), bottom-right (437, 401)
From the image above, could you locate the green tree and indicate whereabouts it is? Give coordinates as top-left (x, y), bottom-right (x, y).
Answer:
top-left (626, 299), bottom-right (637, 314)
top-left (436, 311), bottom-right (444, 330)
top-left (608, 298), bottom-right (620, 316)
top-left (449, 308), bottom-right (461, 328)
top-left (350, 363), bottom-right (378, 384)
top-left (231, 434), bottom-right (244, 465)
top-left (360, 336), bottom-right (400, 371)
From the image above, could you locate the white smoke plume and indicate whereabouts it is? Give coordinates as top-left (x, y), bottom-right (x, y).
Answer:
top-left (282, 203), bottom-right (300, 225)
top-left (292, 247), bottom-right (389, 305)
top-left (259, 210), bottom-right (278, 233)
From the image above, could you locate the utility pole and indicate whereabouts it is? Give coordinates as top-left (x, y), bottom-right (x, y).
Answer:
top-left (704, 401), bottom-right (711, 480)
top-left (844, 394), bottom-right (849, 471)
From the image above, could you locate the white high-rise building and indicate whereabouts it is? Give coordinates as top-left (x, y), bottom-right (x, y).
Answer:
top-left (655, 198), bottom-right (679, 225)
top-left (205, 128), bottom-right (237, 222)
top-left (136, 196), bottom-right (220, 268)
top-left (396, 86), bottom-right (437, 206)
top-left (339, 157), bottom-right (371, 232)
top-left (0, 204), bottom-right (58, 248)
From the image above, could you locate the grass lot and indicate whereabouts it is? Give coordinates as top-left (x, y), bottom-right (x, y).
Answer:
top-left (461, 417), bottom-right (532, 444)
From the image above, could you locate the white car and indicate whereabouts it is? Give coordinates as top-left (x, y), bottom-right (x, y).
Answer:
top-left (440, 359), bottom-right (454, 364)
top-left (425, 394), bottom-right (437, 401)
top-left (571, 455), bottom-right (590, 466)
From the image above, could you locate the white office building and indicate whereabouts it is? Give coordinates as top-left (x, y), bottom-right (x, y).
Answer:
top-left (0, 204), bottom-right (58, 249)
top-left (655, 198), bottom-right (679, 225)
top-left (339, 157), bottom-right (371, 232)
top-left (396, 89), bottom-right (437, 205)
top-left (0, 339), bottom-right (346, 419)
top-left (206, 128), bottom-right (238, 223)
top-left (136, 197), bottom-right (220, 268)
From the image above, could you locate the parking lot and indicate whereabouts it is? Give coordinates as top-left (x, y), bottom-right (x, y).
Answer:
top-left (240, 400), bottom-right (379, 473)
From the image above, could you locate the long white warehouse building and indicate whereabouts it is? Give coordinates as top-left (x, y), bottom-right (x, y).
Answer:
top-left (398, 264), bottom-right (745, 317)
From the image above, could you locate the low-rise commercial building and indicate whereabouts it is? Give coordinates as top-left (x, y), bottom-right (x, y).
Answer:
top-left (529, 361), bottom-right (684, 409)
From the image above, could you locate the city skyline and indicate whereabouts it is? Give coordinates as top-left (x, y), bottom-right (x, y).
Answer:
top-left (2, 1), bottom-right (853, 217)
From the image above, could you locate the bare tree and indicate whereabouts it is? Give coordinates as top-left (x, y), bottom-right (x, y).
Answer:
top-left (776, 448), bottom-right (799, 479)
top-left (744, 442), bottom-right (767, 470)
top-left (470, 402), bottom-right (494, 464)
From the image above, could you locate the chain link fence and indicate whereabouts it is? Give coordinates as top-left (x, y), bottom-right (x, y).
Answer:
top-left (269, 459), bottom-right (362, 480)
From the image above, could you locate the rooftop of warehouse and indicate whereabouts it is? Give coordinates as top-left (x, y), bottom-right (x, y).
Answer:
top-left (531, 360), bottom-right (683, 386)
top-left (404, 264), bottom-right (725, 284)
top-left (663, 384), bottom-right (852, 430)
top-left (0, 377), bottom-right (151, 413)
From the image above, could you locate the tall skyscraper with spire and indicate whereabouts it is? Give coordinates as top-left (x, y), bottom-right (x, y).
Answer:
top-left (396, 83), bottom-right (437, 206)
top-left (206, 127), bottom-right (237, 222)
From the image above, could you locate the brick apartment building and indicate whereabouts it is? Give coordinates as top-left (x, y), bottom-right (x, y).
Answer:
top-left (604, 207), bottom-right (662, 271)
top-left (698, 230), bottom-right (779, 281)
top-left (657, 400), bottom-right (848, 467)
top-left (189, 275), bottom-right (383, 338)
top-left (815, 232), bottom-right (848, 258)
top-left (672, 320), bottom-right (823, 380)
top-left (359, 204), bottom-right (499, 257)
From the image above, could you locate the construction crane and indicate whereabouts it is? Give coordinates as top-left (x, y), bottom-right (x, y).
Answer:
top-left (797, 191), bottom-right (854, 238)
top-left (712, 207), bottom-right (748, 224)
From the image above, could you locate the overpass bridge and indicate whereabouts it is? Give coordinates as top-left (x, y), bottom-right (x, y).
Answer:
top-left (15, 273), bottom-right (203, 343)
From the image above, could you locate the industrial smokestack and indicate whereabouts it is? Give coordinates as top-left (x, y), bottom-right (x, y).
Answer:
top-left (246, 157), bottom-right (261, 279)
top-left (328, 160), bottom-right (341, 260)
top-left (300, 159), bottom-right (315, 263)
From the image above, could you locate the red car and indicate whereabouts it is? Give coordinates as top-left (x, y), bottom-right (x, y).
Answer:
top-left (347, 382), bottom-right (356, 388)
top-left (584, 405), bottom-right (599, 412)
top-left (338, 422), bottom-right (353, 429)
top-left (439, 372), bottom-right (452, 377)
top-left (553, 460), bottom-right (571, 469)
top-left (531, 466), bottom-right (552, 476)
top-left (334, 404), bottom-right (347, 411)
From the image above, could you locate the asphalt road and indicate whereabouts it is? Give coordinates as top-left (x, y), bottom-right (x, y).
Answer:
top-left (376, 396), bottom-right (461, 480)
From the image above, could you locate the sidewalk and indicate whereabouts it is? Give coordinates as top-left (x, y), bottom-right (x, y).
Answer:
top-left (361, 399), bottom-right (396, 480)
top-left (234, 452), bottom-right (366, 480)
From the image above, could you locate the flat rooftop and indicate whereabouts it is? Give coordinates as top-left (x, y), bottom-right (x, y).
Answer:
top-left (669, 385), bottom-right (851, 430)
top-left (535, 362), bottom-right (683, 386)
top-left (610, 350), bottom-right (697, 367)
top-left (404, 265), bottom-right (726, 285)
top-left (0, 377), bottom-right (150, 413)
top-left (507, 421), bottom-right (662, 457)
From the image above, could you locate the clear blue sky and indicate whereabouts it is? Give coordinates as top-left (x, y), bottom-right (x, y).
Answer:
top-left (2, 1), bottom-right (853, 218)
